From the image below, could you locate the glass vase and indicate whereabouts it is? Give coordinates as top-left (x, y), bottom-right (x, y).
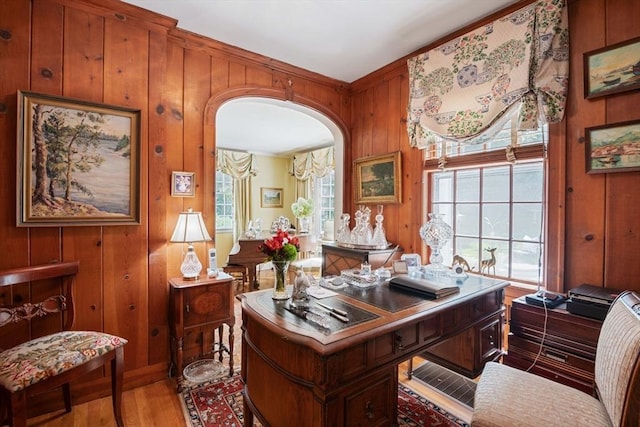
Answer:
top-left (298, 217), bottom-right (310, 234)
top-left (271, 261), bottom-right (290, 300)
top-left (419, 213), bottom-right (453, 273)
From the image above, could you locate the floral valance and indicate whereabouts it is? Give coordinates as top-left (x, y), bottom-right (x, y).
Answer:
top-left (291, 146), bottom-right (334, 180)
top-left (407, 0), bottom-right (569, 148)
top-left (216, 149), bottom-right (257, 180)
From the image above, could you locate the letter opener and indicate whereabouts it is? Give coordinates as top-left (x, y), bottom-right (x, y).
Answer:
top-left (316, 302), bottom-right (348, 317)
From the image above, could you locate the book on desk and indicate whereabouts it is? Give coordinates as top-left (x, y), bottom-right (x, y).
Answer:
top-left (389, 274), bottom-right (460, 299)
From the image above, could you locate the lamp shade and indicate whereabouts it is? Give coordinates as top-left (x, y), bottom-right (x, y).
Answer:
top-left (170, 209), bottom-right (212, 243)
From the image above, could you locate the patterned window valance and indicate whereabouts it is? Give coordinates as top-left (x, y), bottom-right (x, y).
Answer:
top-left (216, 149), bottom-right (257, 180)
top-left (291, 146), bottom-right (334, 180)
top-left (407, 0), bottom-right (568, 148)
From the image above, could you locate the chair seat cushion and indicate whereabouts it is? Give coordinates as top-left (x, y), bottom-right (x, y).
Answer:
top-left (0, 331), bottom-right (127, 392)
top-left (472, 362), bottom-right (613, 427)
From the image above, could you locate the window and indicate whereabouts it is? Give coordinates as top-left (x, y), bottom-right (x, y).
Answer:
top-left (313, 170), bottom-right (335, 239)
top-left (427, 123), bottom-right (547, 286)
top-left (215, 171), bottom-right (234, 231)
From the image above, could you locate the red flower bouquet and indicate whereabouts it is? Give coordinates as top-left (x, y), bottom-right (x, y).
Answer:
top-left (258, 230), bottom-right (300, 262)
top-left (258, 231), bottom-right (300, 299)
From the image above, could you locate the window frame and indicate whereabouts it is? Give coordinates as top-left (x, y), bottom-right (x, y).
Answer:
top-left (215, 171), bottom-right (234, 232)
top-left (423, 125), bottom-right (549, 288)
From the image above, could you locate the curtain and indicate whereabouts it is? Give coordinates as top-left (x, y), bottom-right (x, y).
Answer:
top-left (216, 149), bottom-right (257, 179)
top-left (407, 0), bottom-right (568, 149)
top-left (291, 146), bottom-right (335, 180)
top-left (216, 149), bottom-right (257, 241)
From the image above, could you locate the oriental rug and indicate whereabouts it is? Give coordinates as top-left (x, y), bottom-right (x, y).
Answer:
top-left (180, 372), bottom-right (469, 427)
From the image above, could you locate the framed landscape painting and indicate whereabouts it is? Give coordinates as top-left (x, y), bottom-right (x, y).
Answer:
top-left (585, 119), bottom-right (640, 174)
top-left (354, 151), bottom-right (402, 204)
top-left (261, 187), bottom-right (283, 208)
top-left (584, 36), bottom-right (640, 99)
top-left (17, 91), bottom-right (141, 226)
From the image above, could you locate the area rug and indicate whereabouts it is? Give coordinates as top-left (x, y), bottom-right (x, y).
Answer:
top-left (181, 372), bottom-right (469, 427)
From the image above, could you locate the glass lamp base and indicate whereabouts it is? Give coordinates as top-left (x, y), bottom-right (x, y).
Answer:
top-left (181, 246), bottom-right (203, 280)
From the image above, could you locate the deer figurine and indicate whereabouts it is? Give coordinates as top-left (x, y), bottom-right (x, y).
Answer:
top-left (480, 247), bottom-right (497, 275)
top-left (451, 254), bottom-right (473, 272)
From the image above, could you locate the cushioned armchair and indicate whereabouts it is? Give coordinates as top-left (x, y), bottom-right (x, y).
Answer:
top-left (471, 290), bottom-right (640, 426)
top-left (0, 262), bottom-right (127, 427)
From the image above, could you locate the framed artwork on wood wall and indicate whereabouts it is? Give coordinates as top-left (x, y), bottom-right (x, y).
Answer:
top-left (17, 91), bottom-right (141, 226)
top-left (585, 119), bottom-right (640, 174)
top-left (261, 187), bottom-right (283, 208)
top-left (584, 36), bottom-right (640, 99)
top-left (354, 151), bottom-right (402, 204)
top-left (171, 171), bottom-right (195, 197)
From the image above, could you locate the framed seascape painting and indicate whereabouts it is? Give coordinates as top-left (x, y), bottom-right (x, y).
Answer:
top-left (585, 119), bottom-right (640, 174)
top-left (354, 151), bottom-right (402, 204)
top-left (17, 91), bottom-right (141, 226)
top-left (261, 187), bottom-right (283, 208)
top-left (584, 36), bottom-right (640, 99)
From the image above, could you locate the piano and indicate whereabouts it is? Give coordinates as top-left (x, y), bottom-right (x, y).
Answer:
top-left (227, 233), bottom-right (315, 289)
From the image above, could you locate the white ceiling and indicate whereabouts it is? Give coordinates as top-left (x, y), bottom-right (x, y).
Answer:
top-left (122, 0), bottom-right (520, 155)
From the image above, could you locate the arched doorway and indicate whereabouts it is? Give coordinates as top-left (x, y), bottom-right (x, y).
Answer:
top-left (204, 88), bottom-right (348, 268)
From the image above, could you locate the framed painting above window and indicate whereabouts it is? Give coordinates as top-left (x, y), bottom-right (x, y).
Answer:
top-left (17, 91), bottom-right (140, 226)
top-left (585, 119), bottom-right (640, 174)
top-left (354, 151), bottom-right (402, 204)
top-left (584, 36), bottom-right (640, 99)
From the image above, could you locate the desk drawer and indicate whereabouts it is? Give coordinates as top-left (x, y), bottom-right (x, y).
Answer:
top-left (373, 323), bottom-right (421, 364)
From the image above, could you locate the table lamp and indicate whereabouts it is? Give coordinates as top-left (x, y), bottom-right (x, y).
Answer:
top-left (170, 208), bottom-right (212, 280)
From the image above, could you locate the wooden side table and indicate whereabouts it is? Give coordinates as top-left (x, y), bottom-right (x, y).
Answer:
top-left (321, 243), bottom-right (402, 276)
top-left (169, 273), bottom-right (235, 390)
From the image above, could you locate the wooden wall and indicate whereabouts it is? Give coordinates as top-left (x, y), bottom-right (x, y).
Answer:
top-left (0, 0), bottom-right (350, 406)
top-left (348, 0), bottom-right (640, 294)
top-left (0, 0), bottom-right (638, 407)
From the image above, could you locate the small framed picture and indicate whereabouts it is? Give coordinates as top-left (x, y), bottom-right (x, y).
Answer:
top-left (171, 171), bottom-right (195, 197)
top-left (401, 253), bottom-right (422, 267)
top-left (393, 260), bottom-right (408, 274)
top-left (583, 36), bottom-right (640, 99)
top-left (261, 187), bottom-right (283, 208)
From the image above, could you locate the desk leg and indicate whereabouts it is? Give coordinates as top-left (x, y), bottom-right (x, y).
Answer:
top-left (228, 322), bottom-right (235, 376)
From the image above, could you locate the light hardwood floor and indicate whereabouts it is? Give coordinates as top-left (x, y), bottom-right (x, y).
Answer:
top-left (27, 269), bottom-right (472, 426)
top-left (27, 361), bottom-right (471, 427)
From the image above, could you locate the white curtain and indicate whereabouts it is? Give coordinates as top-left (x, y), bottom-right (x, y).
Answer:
top-left (291, 146), bottom-right (334, 181)
top-left (216, 150), bottom-right (257, 241)
top-left (407, 0), bottom-right (569, 148)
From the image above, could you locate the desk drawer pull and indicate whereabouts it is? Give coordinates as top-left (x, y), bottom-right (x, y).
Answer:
top-left (543, 349), bottom-right (567, 363)
top-left (395, 334), bottom-right (404, 351)
top-left (365, 401), bottom-right (374, 419)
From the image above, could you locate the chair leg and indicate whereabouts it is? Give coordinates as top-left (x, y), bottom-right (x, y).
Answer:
top-left (9, 391), bottom-right (27, 427)
top-left (62, 382), bottom-right (72, 412)
top-left (111, 346), bottom-right (125, 427)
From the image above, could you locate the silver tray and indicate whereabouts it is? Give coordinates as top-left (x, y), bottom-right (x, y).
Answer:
top-left (335, 242), bottom-right (393, 250)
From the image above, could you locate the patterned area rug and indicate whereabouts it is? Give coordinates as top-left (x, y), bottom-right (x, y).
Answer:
top-left (181, 372), bottom-right (469, 426)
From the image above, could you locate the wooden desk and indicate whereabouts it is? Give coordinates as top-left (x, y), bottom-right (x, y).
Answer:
top-left (321, 243), bottom-right (403, 276)
top-left (239, 274), bottom-right (507, 426)
top-left (169, 273), bottom-right (234, 391)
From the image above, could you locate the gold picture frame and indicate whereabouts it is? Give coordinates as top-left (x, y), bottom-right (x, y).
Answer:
top-left (17, 91), bottom-right (140, 226)
top-left (171, 171), bottom-right (195, 197)
top-left (261, 187), bottom-right (283, 208)
top-left (354, 151), bottom-right (402, 204)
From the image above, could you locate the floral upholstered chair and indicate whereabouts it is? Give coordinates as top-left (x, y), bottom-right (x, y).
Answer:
top-left (0, 262), bottom-right (127, 427)
top-left (471, 290), bottom-right (640, 427)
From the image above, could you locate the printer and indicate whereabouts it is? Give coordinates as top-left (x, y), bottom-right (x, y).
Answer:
top-left (566, 283), bottom-right (622, 320)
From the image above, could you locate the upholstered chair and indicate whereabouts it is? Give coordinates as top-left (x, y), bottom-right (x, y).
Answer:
top-left (0, 262), bottom-right (128, 427)
top-left (471, 290), bottom-right (640, 427)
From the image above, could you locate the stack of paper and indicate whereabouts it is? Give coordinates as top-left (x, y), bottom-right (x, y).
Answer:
top-left (389, 275), bottom-right (460, 299)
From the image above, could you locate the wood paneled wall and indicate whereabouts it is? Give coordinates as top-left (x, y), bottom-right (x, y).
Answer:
top-left (0, 0), bottom-right (350, 406)
top-left (0, 0), bottom-right (638, 407)
top-left (348, 0), bottom-right (640, 293)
